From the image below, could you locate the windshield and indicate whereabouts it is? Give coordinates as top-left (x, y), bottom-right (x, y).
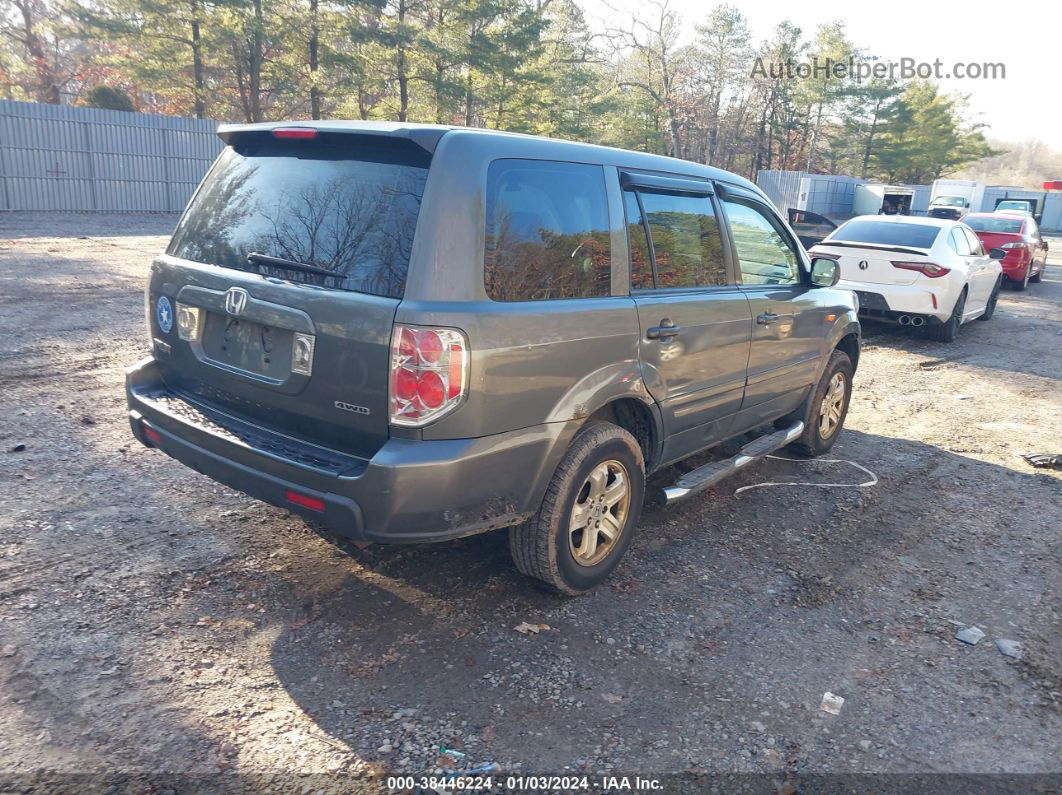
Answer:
top-left (964, 217), bottom-right (1023, 234)
top-left (934, 196), bottom-right (966, 207)
top-left (997, 201), bottom-right (1030, 211)
top-left (168, 137), bottom-right (429, 299)
top-left (829, 220), bottom-right (941, 249)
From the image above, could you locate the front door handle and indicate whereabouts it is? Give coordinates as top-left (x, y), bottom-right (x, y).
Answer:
top-left (756, 311), bottom-right (780, 325)
top-left (646, 320), bottom-right (682, 340)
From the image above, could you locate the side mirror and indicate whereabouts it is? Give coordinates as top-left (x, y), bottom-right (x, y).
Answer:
top-left (810, 256), bottom-right (840, 287)
top-left (989, 248), bottom-right (1006, 260)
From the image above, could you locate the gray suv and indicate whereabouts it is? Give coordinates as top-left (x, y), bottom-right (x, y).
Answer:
top-left (126, 121), bottom-right (860, 594)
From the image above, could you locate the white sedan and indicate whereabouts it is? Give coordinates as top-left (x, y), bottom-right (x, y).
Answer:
top-left (810, 215), bottom-right (1004, 343)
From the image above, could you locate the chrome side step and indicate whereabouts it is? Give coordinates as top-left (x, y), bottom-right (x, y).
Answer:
top-left (658, 421), bottom-right (804, 506)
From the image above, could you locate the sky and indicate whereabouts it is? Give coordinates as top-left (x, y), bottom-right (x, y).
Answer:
top-left (580, 0), bottom-right (1061, 145)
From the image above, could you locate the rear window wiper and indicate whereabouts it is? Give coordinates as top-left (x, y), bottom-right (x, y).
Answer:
top-left (247, 251), bottom-right (342, 278)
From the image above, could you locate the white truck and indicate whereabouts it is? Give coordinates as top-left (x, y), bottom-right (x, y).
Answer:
top-left (929, 179), bottom-right (985, 220)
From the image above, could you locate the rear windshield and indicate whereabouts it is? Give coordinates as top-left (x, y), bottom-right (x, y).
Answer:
top-left (168, 136), bottom-right (429, 299)
top-left (830, 220), bottom-right (940, 249)
top-left (965, 216), bottom-right (1023, 234)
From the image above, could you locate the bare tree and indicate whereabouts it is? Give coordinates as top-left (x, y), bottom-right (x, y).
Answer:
top-left (3, 0), bottom-right (61, 102)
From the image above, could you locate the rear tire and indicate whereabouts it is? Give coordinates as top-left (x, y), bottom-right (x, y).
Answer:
top-left (786, 349), bottom-right (853, 458)
top-left (977, 277), bottom-right (1001, 321)
top-left (509, 423), bottom-right (644, 595)
top-left (926, 288), bottom-right (966, 343)
top-left (1029, 262), bottom-right (1043, 283)
top-left (1012, 266), bottom-right (1030, 291)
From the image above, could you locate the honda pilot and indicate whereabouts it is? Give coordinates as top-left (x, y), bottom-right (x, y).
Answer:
top-left (126, 121), bottom-right (860, 594)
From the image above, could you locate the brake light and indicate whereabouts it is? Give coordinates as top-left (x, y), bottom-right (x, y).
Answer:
top-left (891, 261), bottom-right (951, 278)
top-left (390, 325), bottom-right (468, 426)
top-left (1001, 242), bottom-right (1026, 250)
top-left (272, 127), bottom-right (318, 139)
top-left (143, 425), bottom-right (162, 445)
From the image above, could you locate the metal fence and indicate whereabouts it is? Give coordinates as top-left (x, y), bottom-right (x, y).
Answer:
top-left (0, 100), bottom-right (223, 213)
top-left (756, 170), bottom-right (806, 215)
top-left (758, 168), bottom-right (1062, 230)
top-left (757, 169), bottom-right (862, 219)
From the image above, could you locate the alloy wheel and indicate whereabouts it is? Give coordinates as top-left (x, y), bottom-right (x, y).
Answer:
top-left (568, 460), bottom-right (630, 566)
top-left (818, 372), bottom-right (846, 438)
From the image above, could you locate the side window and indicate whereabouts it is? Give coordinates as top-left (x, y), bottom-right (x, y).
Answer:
top-left (623, 191), bottom-right (654, 290)
top-left (950, 227), bottom-right (972, 256)
top-left (723, 199), bottom-right (800, 286)
top-left (484, 160), bottom-right (611, 301)
top-left (624, 190), bottom-right (727, 289)
top-left (963, 227), bottom-right (984, 256)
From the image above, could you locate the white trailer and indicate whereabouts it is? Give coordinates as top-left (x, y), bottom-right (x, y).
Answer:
top-left (853, 184), bottom-right (915, 216)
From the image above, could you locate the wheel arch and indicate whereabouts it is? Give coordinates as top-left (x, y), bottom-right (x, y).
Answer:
top-left (527, 392), bottom-right (663, 522)
top-left (582, 396), bottom-right (662, 473)
top-left (835, 331), bottom-right (861, 373)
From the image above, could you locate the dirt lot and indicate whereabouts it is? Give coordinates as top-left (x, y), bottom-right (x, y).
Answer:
top-left (1, 213), bottom-right (1060, 787)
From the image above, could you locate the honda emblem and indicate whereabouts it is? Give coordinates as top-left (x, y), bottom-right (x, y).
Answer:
top-left (224, 287), bottom-right (249, 316)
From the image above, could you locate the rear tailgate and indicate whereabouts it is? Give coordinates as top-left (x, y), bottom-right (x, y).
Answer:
top-left (147, 131), bottom-right (431, 459)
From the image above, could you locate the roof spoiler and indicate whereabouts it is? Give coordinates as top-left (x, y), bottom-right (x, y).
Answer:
top-left (216, 123), bottom-right (448, 154)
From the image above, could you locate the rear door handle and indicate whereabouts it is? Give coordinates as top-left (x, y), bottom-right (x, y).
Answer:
top-left (646, 322), bottom-right (682, 340)
top-left (756, 311), bottom-right (780, 325)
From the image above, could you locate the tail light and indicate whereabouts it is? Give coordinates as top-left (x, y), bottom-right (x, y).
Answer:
top-left (389, 324), bottom-right (468, 427)
top-left (1001, 242), bottom-right (1027, 251)
top-left (891, 261), bottom-right (950, 278)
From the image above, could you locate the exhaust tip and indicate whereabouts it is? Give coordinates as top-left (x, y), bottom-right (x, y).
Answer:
top-left (910, 316), bottom-right (925, 327)
top-left (898, 315), bottom-right (911, 325)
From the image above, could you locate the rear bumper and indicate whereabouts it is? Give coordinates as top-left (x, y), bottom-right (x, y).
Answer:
top-left (1000, 254), bottom-right (1030, 280)
top-left (840, 280), bottom-right (949, 322)
top-left (126, 357), bottom-right (564, 543)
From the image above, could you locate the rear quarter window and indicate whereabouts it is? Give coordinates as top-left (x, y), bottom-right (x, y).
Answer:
top-left (484, 160), bottom-right (611, 301)
top-left (830, 220), bottom-right (941, 249)
top-left (168, 136), bottom-right (429, 299)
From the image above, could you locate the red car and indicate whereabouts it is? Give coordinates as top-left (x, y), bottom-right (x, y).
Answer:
top-left (963, 212), bottom-right (1049, 290)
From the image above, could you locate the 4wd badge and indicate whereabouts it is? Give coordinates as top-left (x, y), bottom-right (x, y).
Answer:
top-left (335, 401), bottom-right (370, 416)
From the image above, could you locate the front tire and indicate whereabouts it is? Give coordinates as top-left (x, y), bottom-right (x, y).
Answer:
top-left (509, 423), bottom-right (645, 595)
top-left (787, 349), bottom-right (853, 457)
top-left (926, 288), bottom-right (966, 343)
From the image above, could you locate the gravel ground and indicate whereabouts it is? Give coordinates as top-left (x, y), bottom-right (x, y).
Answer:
top-left (1, 213), bottom-right (1060, 787)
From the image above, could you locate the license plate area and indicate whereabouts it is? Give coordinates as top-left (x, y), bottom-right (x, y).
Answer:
top-left (201, 312), bottom-right (295, 381)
